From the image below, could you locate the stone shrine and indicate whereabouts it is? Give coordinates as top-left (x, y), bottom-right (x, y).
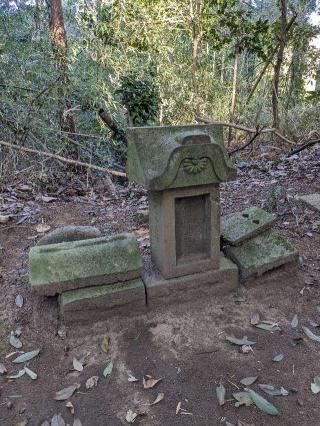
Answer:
top-left (28, 124), bottom-right (299, 325)
top-left (126, 124), bottom-right (236, 279)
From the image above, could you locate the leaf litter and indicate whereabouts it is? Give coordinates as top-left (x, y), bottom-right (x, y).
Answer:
top-left (240, 376), bottom-right (258, 386)
top-left (311, 376), bottom-right (320, 394)
top-left (225, 335), bottom-right (256, 346)
top-left (216, 383), bottom-right (226, 406)
top-left (54, 383), bottom-right (80, 400)
top-left (103, 361), bottom-right (113, 377)
top-left (9, 333), bottom-right (22, 349)
top-left (246, 388), bottom-right (279, 416)
top-left (12, 349), bottom-right (40, 363)
top-left (143, 375), bottom-right (162, 389)
top-left (258, 384), bottom-right (289, 396)
top-left (72, 358), bottom-right (84, 372)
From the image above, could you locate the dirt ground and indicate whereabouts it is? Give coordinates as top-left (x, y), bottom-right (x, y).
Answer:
top-left (0, 146), bottom-right (319, 426)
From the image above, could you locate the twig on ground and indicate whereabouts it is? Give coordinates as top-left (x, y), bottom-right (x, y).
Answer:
top-left (287, 139), bottom-right (320, 157)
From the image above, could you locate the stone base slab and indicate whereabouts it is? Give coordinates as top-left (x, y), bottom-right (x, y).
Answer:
top-left (242, 261), bottom-right (299, 288)
top-left (143, 254), bottom-right (238, 307)
top-left (60, 279), bottom-right (145, 325)
top-left (29, 233), bottom-right (142, 296)
top-left (224, 231), bottom-right (298, 279)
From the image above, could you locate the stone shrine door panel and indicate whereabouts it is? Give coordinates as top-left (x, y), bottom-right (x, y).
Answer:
top-left (175, 194), bottom-right (211, 265)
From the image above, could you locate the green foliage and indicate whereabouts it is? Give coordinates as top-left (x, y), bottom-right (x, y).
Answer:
top-left (115, 70), bottom-right (161, 126)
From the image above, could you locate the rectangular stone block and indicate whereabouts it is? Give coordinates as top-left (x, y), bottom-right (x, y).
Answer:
top-left (224, 231), bottom-right (298, 279)
top-left (149, 184), bottom-right (220, 279)
top-left (295, 193), bottom-right (320, 213)
top-left (29, 233), bottom-right (142, 295)
top-left (221, 207), bottom-right (277, 246)
top-left (60, 279), bottom-right (146, 325)
top-left (143, 254), bottom-right (238, 307)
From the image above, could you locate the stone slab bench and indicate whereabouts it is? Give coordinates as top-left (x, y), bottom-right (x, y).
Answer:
top-left (29, 233), bottom-right (142, 296)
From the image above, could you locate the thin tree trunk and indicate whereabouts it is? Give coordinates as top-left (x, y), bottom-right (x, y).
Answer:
top-left (190, 0), bottom-right (202, 119)
top-left (272, 0), bottom-right (287, 129)
top-left (46, 0), bottom-right (75, 134)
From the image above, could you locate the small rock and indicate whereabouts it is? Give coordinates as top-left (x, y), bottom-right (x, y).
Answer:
top-left (37, 226), bottom-right (102, 246)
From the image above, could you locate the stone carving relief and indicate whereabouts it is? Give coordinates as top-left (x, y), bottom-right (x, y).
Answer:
top-left (182, 157), bottom-right (208, 175)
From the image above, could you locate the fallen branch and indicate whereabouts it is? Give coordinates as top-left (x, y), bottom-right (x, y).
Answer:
top-left (229, 127), bottom-right (262, 155)
top-left (0, 140), bottom-right (126, 178)
top-left (196, 116), bottom-right (274, 134)
top-left (287, 139), bottom-right (320, 157)
top-left (98, 109), bottom-right (127, 144)
top-left (197, 116), bottom-right (295, 145)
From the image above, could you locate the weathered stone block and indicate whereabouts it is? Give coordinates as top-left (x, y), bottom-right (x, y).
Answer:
top-left (29, 233), bottom-right (142, 295)
top-left (37, 225), bottom-right (101, 246)
top-left (60, 279), bottom-right (146, 325)
top-left (126, 124), bottom-right (236, 191)
top-left (221, 207), bottom-right (277, 246)
top-left (295, 193), bottom-right (320, 213)
top-left (224, 232), bottom-right (298, 279)
top-left (149, 184), bottom-right (220, 278)
top-left (143, 254), bottom-right (238, 307)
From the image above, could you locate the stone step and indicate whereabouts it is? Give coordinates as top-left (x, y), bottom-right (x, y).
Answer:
top-left (221, 207), bottom-right (277, 246)
top-left (29, 233), bottom-right (142, 296)
top-left (60, 278), bottom-right (145, 325)
top-left (224, 231), bottom-right (298, 279)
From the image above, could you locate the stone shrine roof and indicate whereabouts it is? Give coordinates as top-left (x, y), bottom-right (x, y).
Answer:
top-left (126, 124), bottom-right (236, 190)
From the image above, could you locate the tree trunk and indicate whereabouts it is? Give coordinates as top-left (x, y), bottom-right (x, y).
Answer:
top-left (190, 0), bottom-right (202, 119)
top-left (272, 0), bottom-right (287, 129)
top-left (46, 0), bottom-right (75, 134)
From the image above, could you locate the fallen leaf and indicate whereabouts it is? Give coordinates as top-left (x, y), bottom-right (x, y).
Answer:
top-left (12, 349), bottom-right (40, 363)
top-left (176, 401), bottom-right (182, 415)
top-left (101, 336), bottom-right (110, 353)
top-left (143, 375), bottom-right (162, 389)
top-left (51, 414), bottom-right (65, 426)
top-left (247, 389), bottom-right (279, 416)
top-left (147, 392), bottom-right (165, 406)
top-left (66, 401), bottom-right (75, 414)
top-left (240, 376), bottom-right (258, 386)
top-left (39, 421), bottom-right (50, 426)
top-left (291, 314), bottom-right (298, 329)
top-left (258, 384), bottom-right (288, 396)
top-left (125, 409), bottom-right (138, 423)
top-left (216, 383), bottom-right (226, 406)
top-left (42, 196), bottom-right (57, 203)
top-left (250, 312), bottom-right (260, 325)
top-left (128, 374), bottom-right (139, 382)
top-left (226, 335), bottom-right (256, 346)
top-left (233, 391), bottom-right (253, 407)
top-left (302, 326), bottom-right (320, 343)
top-left (0, 215), bottom-right (10, 224)
top-left (36, 224), bottom-right (51, 233)
top-left (15, 294), bottom-right (24, 308)
top-left (24, 366), bottom-right (37, 380)
top-left (311, 376), bottom-right (320, 394)
top-left (73, 358), bottom-right (84, 372)
top-left (15, 420), bottom-right (28, 426)
top-left (272, 354), bottom-right (284, 362)
top-left (86, 375), bottom-right (99, 390)
top-left (0, 362), bottom-right (7, 374)
top-left (8, 369), bottom-right (25, 379)
top-left (54, 383), bottom-right (80, 400)
top-left (9, 334), bottom-right (22, 349)
top-left (309, 320), bottom-right (320, 327)
top-left (103, 361), bottom-right (113, 377)
top-left (73, 420), bottom-right (82, 426)
top-left (255, 322), bottom-right (281, 332)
